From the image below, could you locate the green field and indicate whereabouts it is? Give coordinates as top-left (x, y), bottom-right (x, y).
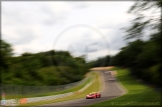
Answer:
top-left (88, 68), bottom-right (161, 107)
top-left (19, 71), bottom-right (101, 106)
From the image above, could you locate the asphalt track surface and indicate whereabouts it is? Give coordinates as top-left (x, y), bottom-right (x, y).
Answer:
top-left (38, 71), bottom-right (124, 107)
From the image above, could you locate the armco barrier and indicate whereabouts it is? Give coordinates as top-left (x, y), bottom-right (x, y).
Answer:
top-left (77, 78), bottom-right (94, 93)
top-left (0, 76), bottom-right (90, 98)
top-left (26, 92), bottom-right (74, 103)
top-left (0, 92), bottom-right (74, 106)
top-left (0, 74), bottom-right (95, 106)
top-left (1, 99), bottom-right (18, 106)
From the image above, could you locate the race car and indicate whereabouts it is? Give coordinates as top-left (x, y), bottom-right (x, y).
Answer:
top-left (86, 92), bottom-right (101, 99)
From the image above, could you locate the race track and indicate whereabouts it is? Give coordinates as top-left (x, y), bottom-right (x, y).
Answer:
top-left (37, 70), bottom-right (124, 107)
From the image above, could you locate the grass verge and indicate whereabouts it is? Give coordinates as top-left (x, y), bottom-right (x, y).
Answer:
top-left (18, 71), bottom-right (101, 106)
top-left (88, 67), bottom-right (161, 107)
top-left (5, 72), bottom-right (92, 100)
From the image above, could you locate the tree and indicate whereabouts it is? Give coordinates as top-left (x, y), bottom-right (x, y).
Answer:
top-left (1, 40), bottom-right (89, 85)
top-left (0, 39), bottom-right (13, 68)
top-left (118, 0), bottom-right (161, 87)
top-left (123, 1), bottom-right (161, 40)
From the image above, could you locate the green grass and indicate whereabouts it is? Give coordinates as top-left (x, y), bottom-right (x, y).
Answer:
top-left (88, 67), bottom-right (161, 107)
top-left (5, 72), bottom-right (92, 100)
top-left (18, 71), bottom-right (101, 106)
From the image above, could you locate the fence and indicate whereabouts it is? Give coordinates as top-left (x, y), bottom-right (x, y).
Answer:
top-left (0, 76), bottom-right (95, 106)
top-left (0, 72), bottom-right (96, 106)
top-left (0, 75), bottom-right (91, 99)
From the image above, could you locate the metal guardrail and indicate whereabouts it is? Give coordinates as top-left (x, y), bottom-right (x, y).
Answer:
top-left (0, 75), bottom-right (90, 98)
top-left (1, 92), bottom-right (74, 106)
top-left (0, 74), bottom-right (95, 106)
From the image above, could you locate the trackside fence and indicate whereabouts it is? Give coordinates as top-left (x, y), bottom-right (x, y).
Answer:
top-left (0, 73), bottom-right (95, 106)
top-left (0, 71), bottom-right (94, 106)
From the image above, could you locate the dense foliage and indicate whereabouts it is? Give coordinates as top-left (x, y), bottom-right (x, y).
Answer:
top-left (113, 1), bottom-right (161, 87)
top-left (113, 39), bottom-right (161, 87)
top-left (87, 55), bottom-right (111, 68)
top-left (88, 1), bottom-right (161, 88)
top-left (1, 40), bottom-right (88, 86)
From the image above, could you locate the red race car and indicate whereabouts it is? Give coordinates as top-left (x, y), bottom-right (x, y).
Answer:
top-left (86, 92), bottom-right (101, 99)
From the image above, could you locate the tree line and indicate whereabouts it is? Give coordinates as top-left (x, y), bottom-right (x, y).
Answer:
top-left (1, 40), bottom-right (88, 86)
top-left (89, 1), bottom-right (161, 88)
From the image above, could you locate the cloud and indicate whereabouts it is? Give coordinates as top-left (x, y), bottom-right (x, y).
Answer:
top-left (2, 1), bottom-right (135, 61)
top-left (40, 3), bottom-right (70, 25)
top-left (53, 27), bottom-right (110, 58)
top-left (13, 38), bottom-right (51, 56)
top-left (69, 2), bottom-right (90, 9)
top-left (2, 24), bottom-right (43, 46)
top-left (13, 29), bottom-right (36, 45)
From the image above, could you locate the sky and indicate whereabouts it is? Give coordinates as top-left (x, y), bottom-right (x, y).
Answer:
top-left (2, 1), bottom-right (136, 61)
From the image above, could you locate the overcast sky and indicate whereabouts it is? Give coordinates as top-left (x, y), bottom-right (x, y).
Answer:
top-left (2, 1), bottom-right (136, 61)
